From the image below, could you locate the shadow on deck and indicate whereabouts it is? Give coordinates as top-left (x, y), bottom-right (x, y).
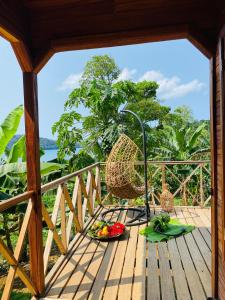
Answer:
top-left (43, 206), bottom-right (211, 300)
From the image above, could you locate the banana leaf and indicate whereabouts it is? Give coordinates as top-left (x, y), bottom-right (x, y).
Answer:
top-left (140, 219), bottom-right (195, 243)
top-left (0, 162), bottom-right (64, 177)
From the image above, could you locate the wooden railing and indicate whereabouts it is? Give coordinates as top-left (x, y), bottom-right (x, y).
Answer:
top-left (0, 160), bottom-right (210, 299)
top-left (100, 160), bottom-right (211, 207)
top-left (0, 162), bottom-right (101, 300)
top-left (41, 162), bottom-right (101, 276)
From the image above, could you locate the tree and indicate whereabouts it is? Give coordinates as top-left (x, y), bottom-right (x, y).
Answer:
top-left (53, 55), bottom-right (172, 164)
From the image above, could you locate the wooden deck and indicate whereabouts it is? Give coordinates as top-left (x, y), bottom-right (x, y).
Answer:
top-left (44, 206), bottom-right (211, 300)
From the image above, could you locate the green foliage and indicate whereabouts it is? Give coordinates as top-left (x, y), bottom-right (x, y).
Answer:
top-left (154, 122), bottom-right (208, 160)
top-left (68, 151), bottom-right (95, 172)
top-left (7, 136), bottom-right (26, 163)
top-left (53, 55), bottom-right (172, 164)
top-left (0, 105), bottom-right (23, 157)
top-left (82, 55), bottom-right (120, 85)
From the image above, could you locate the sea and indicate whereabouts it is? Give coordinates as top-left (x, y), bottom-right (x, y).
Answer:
top-left (41, 148), bottom-right (81, 162)
top-left (41, 149), bottom-right (58, 162)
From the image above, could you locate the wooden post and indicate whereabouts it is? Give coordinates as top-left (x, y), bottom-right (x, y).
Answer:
top-left (23, 72), bottom-right (44, 295)
top-left (200, 164), bottom-right (204, 207)
top-left (161, 164), bottom-right (166, 190)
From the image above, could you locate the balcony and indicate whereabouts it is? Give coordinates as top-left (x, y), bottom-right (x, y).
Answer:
top-left (0, 161), bottom-right (211, 300)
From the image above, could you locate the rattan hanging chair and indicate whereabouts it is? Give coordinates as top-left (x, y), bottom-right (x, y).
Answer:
top-left (105, 134), bottom-right (145, 199)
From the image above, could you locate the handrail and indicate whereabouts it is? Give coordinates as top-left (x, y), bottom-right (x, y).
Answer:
top-left (0, 191), bottom-right (34, 213)
top-left (41, 162), bottom-right (100, 193)
top-left (101, 160), bottom-right (210, 165)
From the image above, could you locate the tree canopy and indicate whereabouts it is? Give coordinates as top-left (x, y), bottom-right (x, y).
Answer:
top-left (53, 55), bottom-right (210, 167)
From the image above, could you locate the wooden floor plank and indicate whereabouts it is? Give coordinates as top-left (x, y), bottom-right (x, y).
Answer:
top-left (61, 211), bottom-right (117, 299)
top-left (102, 213), bottom-right (132, 300)
top-left (174, 208), bottom-right (206, 300)
top-left (147, 243), bottom-right (160, 300)
top-left (132, 223), bottom-right (146, 300)
top-left (183, 208), bottom-right (211, 272)
top-left (187, 207), bottom-right (211, 250)
top-left (158, 242), bottom-right (176, 300)
top-left (178, 208), bottom-right (211, 297)
top-left (167, 238), bottom-right (191, 300)
top-left (195, 207), bottom-right (211, 233)
top-left (74, 211), bottom-right (126, 300)
top-left (45, 206), bottom-right (103, 296)
top-left (117, 223), bottom-right (139, 300)
top-left (45, 207), bottom-right (211, 300)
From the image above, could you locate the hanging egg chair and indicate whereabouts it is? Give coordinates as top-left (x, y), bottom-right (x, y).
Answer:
top-left (105, 134), bottom-right (145, 199)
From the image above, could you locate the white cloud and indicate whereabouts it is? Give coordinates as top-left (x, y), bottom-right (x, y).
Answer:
top-left (57, 73), bottom-right (82, 91)
top-left (116, 67), bottom-right (136, 82)
top-left (139, 70), bottom-right (205, 99)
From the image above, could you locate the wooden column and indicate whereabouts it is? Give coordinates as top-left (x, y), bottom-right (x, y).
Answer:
top-left (210, 51), bottom-right (218, 299)
top-left (23, 72), bottom-right (44, 295)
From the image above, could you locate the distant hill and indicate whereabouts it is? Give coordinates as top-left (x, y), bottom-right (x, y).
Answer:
top-left (8, 135), bottom-right (58, 150)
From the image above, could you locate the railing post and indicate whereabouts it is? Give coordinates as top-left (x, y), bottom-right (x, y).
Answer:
top-left (200, 163), bottom-right (204, 207)
top-left (96, 164), bottom-right (101, 204)
top-left (161, 164), bottom-right (166, 190)
top-left (60, 184), bottom-right (67, 251)
top-left (23, 72), bottom-right (44, 295)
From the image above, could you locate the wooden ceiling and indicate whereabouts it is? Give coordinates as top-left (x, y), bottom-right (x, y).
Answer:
top-left (0, 0), bottom-right (225, 72)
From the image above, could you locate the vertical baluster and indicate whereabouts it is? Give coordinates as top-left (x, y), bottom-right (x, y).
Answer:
top-left (77, 177), bottom-right (83, 230)
top-left (61, 184), bottom-right (67, 251)
top-left (96, 164), bottom-right (102, 204)
top-left (200, 163), bottom-right (204, 207)
top-left (162, 164), bottom-right (166, 191)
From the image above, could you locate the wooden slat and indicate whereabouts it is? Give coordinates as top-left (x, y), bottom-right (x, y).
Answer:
top-left (167, 239), bottom-right (191, 299)
top-left (0, 191), bottom-right (33, 213)
top-left (158, 242), bottom-right (176, 300)
top-left (89, 211), bottom-right (131, 300)
top-left (147, 243), bottom-right (160, 300)
top-left (43, 185), bottom-right (64, 275)
top-left (60, 211), bottom-right (116, 299)
top-left (60, 186), bottom-right (67, 251)
top-left (0, 238), bottom-right (37, 295)
top-left (1, 200), bottom-right (33, 300)
top-left (189, 208), bottom-right (211, 249)
top-left (132, 223), bottom-right (146, 299)
top-left (42, 203), bottom-right (66, 258)
top-left (66, 177), bottom-right (82, 242)
top-left (174, 208), bottom-right (208, 300)
top-left (41, 163), bottom-right (99, 193)
top-left (45, 207), bottom-right (104, 296)
top-left (102, 215), bottom-right (132, 300)
top-left (183, 208), bottom-right (211, 271)
top-left (117, 223), bottom-right (139, 300)
top-left (44, 207), bottom-right (212, 300)
top-left (74, 211), bottom-right (126, 299)
top-left (177, 208), bottom-right (211, 296)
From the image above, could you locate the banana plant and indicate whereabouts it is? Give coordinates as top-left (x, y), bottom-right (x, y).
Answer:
top-left (0, 106), bottom-right (64, 253)
top-left (153, 123), bottom-right (209, 161)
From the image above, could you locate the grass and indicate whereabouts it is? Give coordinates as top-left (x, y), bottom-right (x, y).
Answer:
top-left (0, 291), bottom-right (30, 300)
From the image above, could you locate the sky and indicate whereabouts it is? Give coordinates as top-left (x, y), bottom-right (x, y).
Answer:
top-left (0, 38), bottom-right (209, 139)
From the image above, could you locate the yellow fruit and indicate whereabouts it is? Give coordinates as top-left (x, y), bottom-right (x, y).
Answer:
top-left (102, 226), bottom-right (109, 236)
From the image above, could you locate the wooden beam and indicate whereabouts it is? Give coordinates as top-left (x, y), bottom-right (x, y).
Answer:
top-left (210, 53), bottom-right (218, 299)
top-left (23, 72), bottom-right (44, 295)
top-left (187, 26), bottom-right (216, 58)
top-left (0, 3), bottom-right (33, 72)
top-left (33, 24), bottom-right (188, 73)
top-left (11, 41), bottom-right (33, 72)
